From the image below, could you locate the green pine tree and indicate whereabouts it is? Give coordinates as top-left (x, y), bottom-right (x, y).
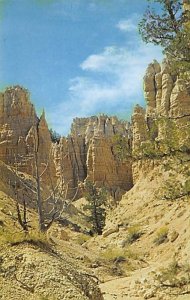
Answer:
top-left (84, 181), bottom-right (107, 235)
top-left (139, 0), bottom-right (190, 77)
top-left (49, 128), bottom-right (61, 143)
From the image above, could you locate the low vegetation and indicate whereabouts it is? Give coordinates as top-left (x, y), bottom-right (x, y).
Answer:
top-left (99, 246), bottom-right (142, 276)
top-left (158, 176), bottom-right (190, 201)
top-left (112, 134), bottom-right (132, 161)
top-left (75, 233), bottom-right (91, 245)
top-left (99, 247), bottom-right (139, 262)
top-left (153, 226), bottom-right (169, 245)
top-left (38, 296), bottom-right (56, 300)
top-left (155, 260), bottom-right (190, 289)
top-left (126, 225), bottom-right (143, 244)
top-left (0, 227), bottom-right (51, 251)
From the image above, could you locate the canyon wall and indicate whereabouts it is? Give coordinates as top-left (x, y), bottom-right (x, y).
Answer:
top-left (53, 116), bottom-right (133, 199)
top-left (132, 60), bottom-right (190, 182)
top-left (1, 59), bottom-right (190, 200)
top-left (0, 87), bottom-right (133, 199)
top-left (0, 86), bottom-right (55, 183)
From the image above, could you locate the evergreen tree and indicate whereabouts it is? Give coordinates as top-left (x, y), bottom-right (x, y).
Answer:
top-left (139, 0), bottom-right (190, 76)
top-left (84, 181), bottom-right (107, 235)
top-left (49, 128), bottom-right (61, 143)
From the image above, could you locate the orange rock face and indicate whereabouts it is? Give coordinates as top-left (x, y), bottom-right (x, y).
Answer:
top-left (2, 61), bottom-right (189, 201)
top-left (0, 86), bottom-right (55, 183)
top-left (54, 115), bottom-right (133, 199)
top-left (131, 60), bottom-right (190, 182)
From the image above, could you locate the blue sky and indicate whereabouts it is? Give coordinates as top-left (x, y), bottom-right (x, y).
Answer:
top-left (0, 0), bottom-right (163, 134)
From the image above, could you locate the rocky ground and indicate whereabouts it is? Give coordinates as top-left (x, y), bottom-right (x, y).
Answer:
top-left (84, 156), bottom-right (190, 300)
top-left (0, 185), bottom-right (103, 300)
top-left (1, 154), bottom-right (190, 299)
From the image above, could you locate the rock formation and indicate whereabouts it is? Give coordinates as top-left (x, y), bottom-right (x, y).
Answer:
top-left (133, 60), bottom-right (190, 151)
top-left (0, 86), bottom-right (55, 182)
top-left (0, 86), bottom-right (133, 200)
top-left (0, 86), bottom-right (37, 164)
top-left (1, 59), bottom-right (190, 201)
top-left (132, 60), bottom-right (190, 182)
top-left (132, 105), bottom-right (147, 152)
top-left (54, 115), bottom-right (133, 199)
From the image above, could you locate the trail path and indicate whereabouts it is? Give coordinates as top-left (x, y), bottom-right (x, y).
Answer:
top-left (100, 266), bottom-right (155, 300)
top-left (100, 263), bottom-right (190, 300)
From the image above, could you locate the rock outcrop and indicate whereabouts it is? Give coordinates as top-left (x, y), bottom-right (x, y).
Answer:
top-left (0, 86), bottom-right (56, 183)
top-left (143, 60), bottom-right (190, 119)
top-left (54, 115), bottom-right (133, 199)
top-left (133, 60), bottom-right (190, 151)
top-left (0, 86), bottom-right (37, 164)
top-left (132, 105), bottom-right (147, 152)
top-left (0, 86), bottom-right (133, 201)
top-left (132, 60), bottom-right (190, 182)
top-left (1, 59), bottom-right (190, 201)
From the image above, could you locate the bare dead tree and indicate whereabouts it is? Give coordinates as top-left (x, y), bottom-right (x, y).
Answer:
top-left (29, 120), bottom-right (71, 232)
top-left (9, 177), bottom-right (29, 233)
top-left (9, 114), bottom-right (83, 233)
top-left (9, 120), bottom-right (62, 233)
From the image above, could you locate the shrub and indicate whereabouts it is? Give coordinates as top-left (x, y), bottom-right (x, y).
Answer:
top-left (155, 261), bottom-right (190, 288)
top-left (99, 246), bottom-right (141, 275)
top-left (27, 230), bottom-right (49, 244)
top-left (0, 228), bottom-right (50, 250)
top-left (126, 225), bottom-right (143, 244)
top-left (112, 134), bottom-right (132, 161)
top-left (153, 226), bottom-right (169, 245)
top-left (75, 233), bottom-right (91, 245)
top-left (100, 248), bottom-right (127, 262)
top-left (159, 179), bottom-right (185, 200)
top-left (140, 141), bottom-right (157, 158)
top-left (100, 247), bottom-right (139, 262)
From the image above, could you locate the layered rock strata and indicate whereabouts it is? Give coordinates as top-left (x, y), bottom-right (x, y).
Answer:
top-left (1, 59), bottom-right (190, 201)
top-left (54, 116), bottom-right (133, 199)
top-left (132, 60), bottom-right (190, 182)
top-left (0, 86), bottom-right (55, 183)
top-left (0, 86), bottom-right (133, 200)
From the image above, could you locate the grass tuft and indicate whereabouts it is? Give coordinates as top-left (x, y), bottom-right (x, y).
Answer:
top-left (0, 228), bottom-right (52, 253)
top-left (153, 226), bottom-right (169, 245)
top-left (99, 247), bottom-right (140, 262)
top-left (75, 233), bottom-right (91, 245)
top-left (155, 261), bottom-right (190, 288)
top-left (126, 225), bottom-right (143, 244)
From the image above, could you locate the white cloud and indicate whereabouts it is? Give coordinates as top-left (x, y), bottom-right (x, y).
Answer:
top-left (78, 43), bottom-right (163, 102)
top-left (117, 19), bottom-right (136, 32)
top-left (48, 41), bottom-right (163, 135)
top-left (116, 14), bottom-right (139, 32)
top-left (81, 46), bottom-right (129, 72)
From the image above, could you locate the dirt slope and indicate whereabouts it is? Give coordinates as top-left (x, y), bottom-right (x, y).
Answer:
top-left (84, 156), bottom-right (190, 299)
top-left (0, 161), bottom-right (103, 300)
top-left (1, 156), bottom-right (190, 300)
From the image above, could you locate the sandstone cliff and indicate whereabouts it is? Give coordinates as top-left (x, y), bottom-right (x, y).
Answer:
top-left (132, 60), bottom-right (190, 182)
top-left (0, 86), bottom-right (56, 183)
top-left (1, 60), bottom-right (190, 201)
top-left (54, 115), bottom-right (133, 199)
top-left (0, 86), bottom-right (133, 201)
top-left (0, 86), bottom-right (37, 164)
top-left (56, 60), bottom-right (190, 199)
